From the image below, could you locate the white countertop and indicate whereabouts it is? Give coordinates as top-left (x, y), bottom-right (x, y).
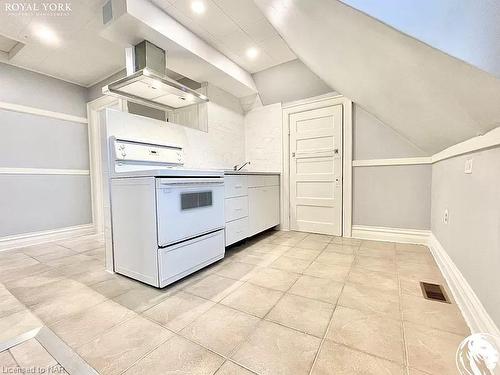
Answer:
top-left (224, 170), bottom-right (280, 175)
top-left (111, 168), bottom-right (224, 178)
top-left (110, 167), bottom-right (279, 178)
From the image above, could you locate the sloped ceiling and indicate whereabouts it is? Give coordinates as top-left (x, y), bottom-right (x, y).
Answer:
top-left (252, 59), bottom-right (332, 105)
top-left (254, 0), bottom-right (500, 154)
top-left (340, 0), bottom-right (500, 78)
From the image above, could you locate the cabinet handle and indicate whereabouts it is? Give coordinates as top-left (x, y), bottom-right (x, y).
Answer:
top-left (234, 185), bottom-right (242, 188)
top-left (235, 208), bottom-right (243, 211)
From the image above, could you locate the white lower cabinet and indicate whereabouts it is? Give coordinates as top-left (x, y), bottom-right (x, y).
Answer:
top-left (248, 185), bottom-right (280, 237)
top-left (224, 173), bottom-right (280, 246)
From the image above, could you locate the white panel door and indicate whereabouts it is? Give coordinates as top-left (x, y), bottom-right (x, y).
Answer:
top-left (289, 105), bottom-right (343, 235)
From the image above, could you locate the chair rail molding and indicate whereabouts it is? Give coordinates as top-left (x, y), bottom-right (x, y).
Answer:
top-left (351, 126), bottom-right (500, 167)
top-left (0, 101), bottom-right (88, 124)
top-left (432, 126), bottom-right (500, 163)
top-left (0, 168), bottom-right (90, 175)
top-left (352, 157), bottom-right (432, 167)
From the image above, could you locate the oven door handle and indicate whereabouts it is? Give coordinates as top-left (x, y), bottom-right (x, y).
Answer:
top-left (157, 178), bottom-right (224, 187)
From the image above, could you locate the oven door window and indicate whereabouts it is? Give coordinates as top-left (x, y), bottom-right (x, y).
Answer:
top-left (181, 191), bottom-right (213, 210)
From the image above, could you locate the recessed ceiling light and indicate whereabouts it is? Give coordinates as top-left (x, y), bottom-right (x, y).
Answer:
top-left (31, 24), bottom-right (60, 46)
top-left (150, 79), bottom-right (162, 90)
top-left (246, 47), bottom-right (259, 60)
top-left (191, 1), bottom-right (206, 14)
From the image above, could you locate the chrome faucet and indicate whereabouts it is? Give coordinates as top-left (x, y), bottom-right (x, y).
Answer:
top-left (234, 161), bottom-right (251, 171)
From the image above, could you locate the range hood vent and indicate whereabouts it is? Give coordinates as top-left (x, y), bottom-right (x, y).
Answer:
top-left (102, 41), bottom-right (208, 110)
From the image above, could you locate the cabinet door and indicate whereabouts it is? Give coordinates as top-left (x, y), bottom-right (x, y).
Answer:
top-left (248, 186), bottom-right (280, 237)
top-left (248, 187), bottom-right (263, 237)
top-left (263, 185), bottom-right (280, 228)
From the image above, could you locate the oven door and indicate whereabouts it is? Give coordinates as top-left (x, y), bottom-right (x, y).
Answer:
top-left (156, 177), bottom-right (225, 247)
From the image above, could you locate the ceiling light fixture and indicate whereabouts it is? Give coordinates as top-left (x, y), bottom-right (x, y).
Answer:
top-left (191, 1), bottom-right (206, 14)
top-left (246, 47), bottom-right (259, 60)
top-left (150, 79), bottom-right (162, 90)
top-left (31, 24), bottom-right (60, 46)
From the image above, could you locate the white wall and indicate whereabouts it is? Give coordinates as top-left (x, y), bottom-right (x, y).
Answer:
top-left (244, 103), bottom-right (282, 172)
top-left (0, 63), bottom-right (92, 238)
top-left (431, 146), bottom-right (500, 327)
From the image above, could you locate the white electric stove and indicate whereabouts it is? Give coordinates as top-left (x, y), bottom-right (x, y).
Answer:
top-left (108, 137), bottom-right (225, 288)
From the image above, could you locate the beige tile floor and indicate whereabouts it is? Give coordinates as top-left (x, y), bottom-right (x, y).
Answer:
top-left (0, 231), bottom-right (470, 375)
top-left (1, 337), bottom-right (68, 374)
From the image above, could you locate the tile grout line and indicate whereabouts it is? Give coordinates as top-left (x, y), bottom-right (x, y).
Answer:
top-left (140, 308), bottom-right (260, 374)
top-left (117, 328), bottom-right (177, 375)
top-left (316, 240), bottom-right (410, 371)
top-left (307, 239), bottom-right (361, 375)
top-left (396, 247), bottom-right (411, 375)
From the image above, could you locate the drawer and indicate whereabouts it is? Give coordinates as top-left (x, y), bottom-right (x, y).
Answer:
top-left (225, 196), bottom-right (248, 222)
top-left (224, 175), bottom-right (248, 198)
top-left (247, 175), bottom-right (279, 188)
top-left (225, 217), bottom-right (248, 246)
top-left (158, 230), bottom-right (225, 287)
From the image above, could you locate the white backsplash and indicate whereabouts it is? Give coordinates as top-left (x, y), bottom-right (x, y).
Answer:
top-left (244, 103), bottom-right (282, 172)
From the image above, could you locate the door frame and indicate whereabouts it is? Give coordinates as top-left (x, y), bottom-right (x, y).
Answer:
top-left (281, 94), bottom-right (353, 237)
top-left (86, 95), bottom-right (123, 234)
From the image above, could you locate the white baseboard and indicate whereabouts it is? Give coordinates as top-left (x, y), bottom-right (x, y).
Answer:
top-left (428, 234), bottom-right (500, 337)
top-left (0, 224), bottom-right (95, 252)
top-left (351, 225), bottom-right (430, 244)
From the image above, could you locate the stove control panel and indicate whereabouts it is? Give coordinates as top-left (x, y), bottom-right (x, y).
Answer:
top-left (113, 139), bottom-right (184, 165)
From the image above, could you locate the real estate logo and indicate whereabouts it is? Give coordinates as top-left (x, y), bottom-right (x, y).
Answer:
top-left (3, 2), bottom-right (72, 17)
top-left (457, 333), bottom-right (500, 375)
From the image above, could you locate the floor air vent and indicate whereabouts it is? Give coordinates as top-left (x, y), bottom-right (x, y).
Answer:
top-left (420, 282), bottom-right (450, 303)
